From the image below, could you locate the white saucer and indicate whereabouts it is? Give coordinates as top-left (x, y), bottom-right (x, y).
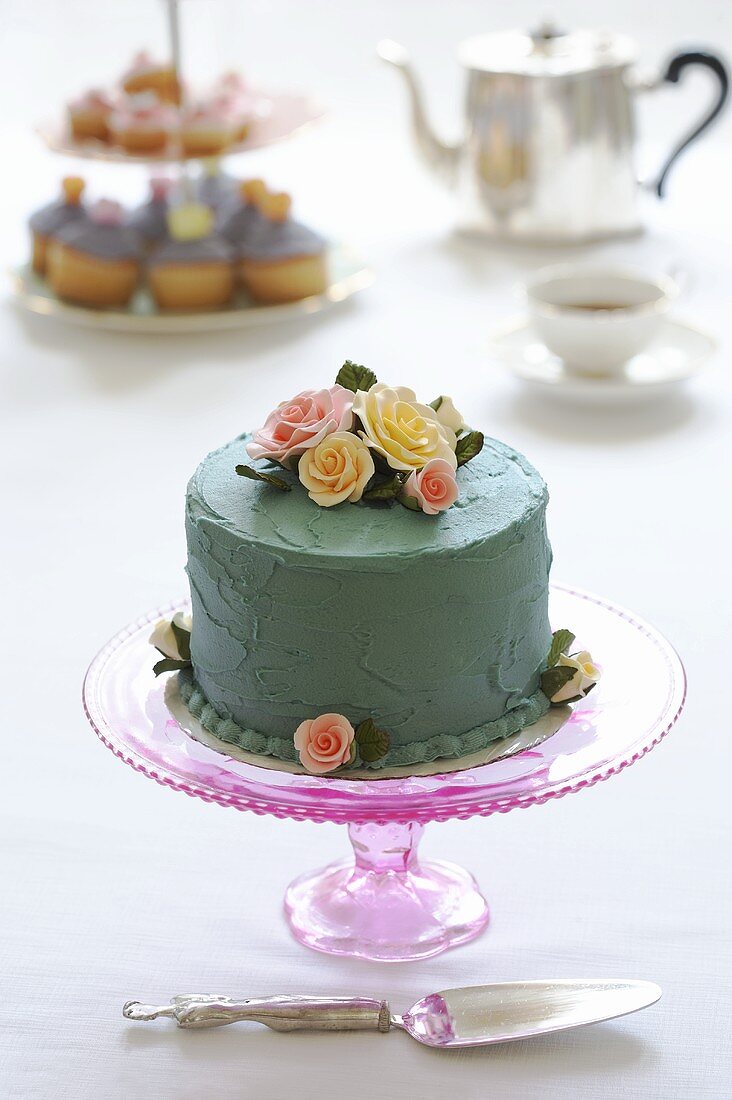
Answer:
top-left (490, 315), bottom-right (716, 403)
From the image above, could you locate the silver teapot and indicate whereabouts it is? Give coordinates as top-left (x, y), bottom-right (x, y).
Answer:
top-left (379, 24), bottom-right (728, 243)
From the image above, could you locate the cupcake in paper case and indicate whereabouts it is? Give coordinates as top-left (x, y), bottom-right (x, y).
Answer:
top-left (67, 88), bottom-right (114, 143)
top-left (127, 177), bottom-right (173, 248)
top-left (196, 159), bottom-right (239, 215)
top-left (207, 72), bottom-right (259, 143)
top-left (121, 50), bottom-right (181, 104)
top-left (179, 102), bottom-right (236, 157)
top-left (238, 189), bottom-right (327, 304)
top-left (148, 202), bottom-right (234, 310)
top-left (218, 178), bottom-right (266, 249)
top-left (109, 92), bottom-right (177, 154)
top-left (28, 177), bottom-right (86, 275)
top-left (47, 199), bottom-right (142, 307)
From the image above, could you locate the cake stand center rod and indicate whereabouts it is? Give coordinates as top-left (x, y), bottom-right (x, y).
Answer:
top-left (348, 821), bottom-right (424, 873)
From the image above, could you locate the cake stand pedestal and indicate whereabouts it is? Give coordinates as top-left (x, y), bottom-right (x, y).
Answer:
top-left (83, 586), bottom-right (685, 962)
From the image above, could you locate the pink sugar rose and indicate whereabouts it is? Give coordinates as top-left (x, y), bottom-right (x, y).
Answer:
top-left (403, 458), bottom-right (459, 515)
top-left (294, 713), bottom-right (355, 774)
top-left (247, 386), bottom-right (354, 466)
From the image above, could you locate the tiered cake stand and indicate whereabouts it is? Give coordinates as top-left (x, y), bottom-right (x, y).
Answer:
top-left (83, 585), bottom-right (685, 961)
top-left (14, 0), bottom-right (371, 332)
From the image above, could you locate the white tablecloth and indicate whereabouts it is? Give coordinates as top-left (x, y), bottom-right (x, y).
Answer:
top-left (2, 2), bottom-right (731, 1097)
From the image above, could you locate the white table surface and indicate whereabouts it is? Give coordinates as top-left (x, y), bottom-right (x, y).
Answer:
top-left (1, 2), bottom-right (731, 1097)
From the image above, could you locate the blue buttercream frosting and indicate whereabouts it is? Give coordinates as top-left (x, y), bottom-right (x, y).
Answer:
top-left (184, 433), bottom-right (553, 769)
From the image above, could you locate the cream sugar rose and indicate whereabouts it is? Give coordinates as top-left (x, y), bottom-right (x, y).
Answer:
top-left (153, 361), bottom-right (599, 775)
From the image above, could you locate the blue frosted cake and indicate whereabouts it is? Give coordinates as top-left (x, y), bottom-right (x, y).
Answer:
top-left (151, 362), bottom-right (599, 774)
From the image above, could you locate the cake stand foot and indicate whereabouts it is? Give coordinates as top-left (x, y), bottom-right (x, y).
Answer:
top-left (283, 822), bottom-right (489, 961)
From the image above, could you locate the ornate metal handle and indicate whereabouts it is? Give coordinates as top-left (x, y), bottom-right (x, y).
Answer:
top-left (652, 49), bottom-right (730, 197)
top-left (124, 994), bottom-right (392, 1033)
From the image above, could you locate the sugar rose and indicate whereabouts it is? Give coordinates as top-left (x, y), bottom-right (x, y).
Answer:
top-left (294, 713), bottom-right (355, 773)
top-left (403, 458), bottom-right (459, 515)
top-left (247, 385), bottom-right (354, 465)
top-left (550, 651), bottom-right (601, 703)
top-left (432, 395), bottom-right (465, 434)
top-left (353, 383), bottom-right (457, 472)
top-left (298, 431), bottom-right (375, 507)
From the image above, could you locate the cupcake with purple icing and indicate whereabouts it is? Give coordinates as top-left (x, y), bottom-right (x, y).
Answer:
top-left (238, 189), bottom-right (327, 303)
top-left (148, 202), bottom-right (234, 310)
top-left (218, 178), bottom-right (266, 249)
top-left (47, 199), bottom-right (142, 307)
top-left (127, 177), bottom-right (172, 249)
top-left (29, 177), bottom-right (86, 275)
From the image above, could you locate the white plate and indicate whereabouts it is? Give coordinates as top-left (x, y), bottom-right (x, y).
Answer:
top-left (9, 246), bottom-right (373, 334)
top-left (36, 91), bottom-right (325, 164)
top-left (490, 315), bottom-right (717, 403)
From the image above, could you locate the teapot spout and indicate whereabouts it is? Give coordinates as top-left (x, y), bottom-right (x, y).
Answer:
top-left (377, 40), bottom-right (460, 187)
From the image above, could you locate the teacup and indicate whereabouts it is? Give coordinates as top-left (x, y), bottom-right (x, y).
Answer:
top-left (526, 265), bottom-right (679, 375)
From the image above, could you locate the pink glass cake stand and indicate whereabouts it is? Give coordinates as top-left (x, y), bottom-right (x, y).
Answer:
top-left (83, 585), bottom-right (685, 962)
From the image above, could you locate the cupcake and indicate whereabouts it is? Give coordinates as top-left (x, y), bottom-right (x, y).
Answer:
top-left (179, 102), bottom-right (235, 157)
top-left (238, 190), bottom-right (327, 304)
top-left (148, 203), bottom-right (234, 310)
top-left (47, 199), bottom-right (142, 307)
top-left (28, 177), bottom-right (86, 275)
top-left (121, 51), bottom-right (180, 104)
top-left (218, 178), bottom-right (266, 247)
top-left (67, 89), bottom-right (114, 143)
top-left (127, 177), bottom-right (172, 248)
top-left (109, 92), bottom-right (176, 154)
top-left (209, 72), bottom-right (258, 142)
top-left (195, 159), bottom-right (238, 215)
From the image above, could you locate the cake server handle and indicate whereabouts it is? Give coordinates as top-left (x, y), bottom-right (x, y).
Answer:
top-left (123, 994), bottom-right (392, 1033)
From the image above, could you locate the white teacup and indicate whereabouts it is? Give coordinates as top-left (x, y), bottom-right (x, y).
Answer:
top-left (526, 265), bottom-right (679, 375)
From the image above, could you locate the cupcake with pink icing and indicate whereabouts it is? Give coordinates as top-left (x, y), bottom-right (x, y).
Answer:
top-left (127, 177), bottom-right (173, 248)
top-left (29, 177), bottom-right (86, 275)
top-left (67, 89), bottom-right (114, 143)
top-left (109, 92), bottom-right (177, 154)
top-left (121, 51), bottom-right (180, 104)
top-left (47, 199), bottom-right (143, 307)
top-left (179, 101), bottom-right (235, 157)
top-left (148, 202), bottom-right (234, 310)
top-left (208, 71), bottom-right (259, 142)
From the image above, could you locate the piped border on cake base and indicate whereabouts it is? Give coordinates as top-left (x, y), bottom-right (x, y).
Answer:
top-left (169, 670), bottom-right (568, 781)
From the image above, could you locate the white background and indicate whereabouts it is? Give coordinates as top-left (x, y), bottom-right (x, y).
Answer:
top-left (1, 2), bottom-right (731, 1097)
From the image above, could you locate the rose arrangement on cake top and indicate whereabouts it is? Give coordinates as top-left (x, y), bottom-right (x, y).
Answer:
top-left (235, 360), bottom-right (485, 515)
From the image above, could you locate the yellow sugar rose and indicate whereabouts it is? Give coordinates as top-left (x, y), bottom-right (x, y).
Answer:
top-left (353, 383), bottom-right (457, 472)
top-left (298, 431), bottom-right (375, 507)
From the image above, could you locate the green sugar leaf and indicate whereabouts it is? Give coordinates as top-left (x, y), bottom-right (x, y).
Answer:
top-left (153, 657), bottom-right (191, 677)
top-left (540, 664), bottom-right (577, 701)
top-left (235, 464), bottom-right (292, 492)
top-left (397, 492), bottom-right (422, 511)
top-left (335, 360), bottom-right (377, 393)
top-left (547, 628), bottom-right (576, 668)
top-left (170, 619), bottom-right (191, 662)
top-left (354, 718), bottom-right (390, 763)
top-left (363, 475), bottom-right (403, 502)
top-left (428, 396), bottom-right (444, 412)
top-left (455, 430), bottom-right (484, 467)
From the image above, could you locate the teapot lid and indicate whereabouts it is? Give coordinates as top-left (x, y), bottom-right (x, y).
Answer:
top-left (458, 23), bottom-right (637, 76)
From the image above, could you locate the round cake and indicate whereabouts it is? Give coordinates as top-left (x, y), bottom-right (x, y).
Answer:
top-left (181, 428), bottom-right (553, 770)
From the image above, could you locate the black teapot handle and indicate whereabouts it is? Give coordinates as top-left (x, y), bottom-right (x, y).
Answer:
top-left (654, 50), bottom-right (729, 197)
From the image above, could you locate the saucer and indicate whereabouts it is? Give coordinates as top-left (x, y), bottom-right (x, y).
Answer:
top-left (490, 315), bottom-right (716, 403)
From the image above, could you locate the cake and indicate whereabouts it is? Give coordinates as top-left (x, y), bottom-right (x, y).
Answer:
top-left (237, 189), bottom-right (327, 303)
top-left (219, 179), bottom-right (266, 250)
top-left (152, 364), bottom-right (600, 775)
top-left (179, 102), bottom-right (235, 157)
top-left (147, 202), bottom-right (233, 310)
top-left (47, 199), bottom-right (142, 307)
top-left (29, 177), bottom-right (86, 275)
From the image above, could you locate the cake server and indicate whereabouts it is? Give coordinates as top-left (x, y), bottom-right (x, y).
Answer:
top-left (123, 979), bottom-right (660, 1048)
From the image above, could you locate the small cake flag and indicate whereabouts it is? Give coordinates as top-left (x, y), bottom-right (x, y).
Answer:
top-left (258, 191), bottom-right (291, 223)
top-left (240, 178), bottom-right (267, 204)
top-left (62, 177), bottom-right (85, 205)
top-left (167, 202), bottom-right (214, 240)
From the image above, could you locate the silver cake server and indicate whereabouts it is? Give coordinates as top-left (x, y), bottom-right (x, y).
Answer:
top-left (123, 980), bottom-right (660, 1048)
